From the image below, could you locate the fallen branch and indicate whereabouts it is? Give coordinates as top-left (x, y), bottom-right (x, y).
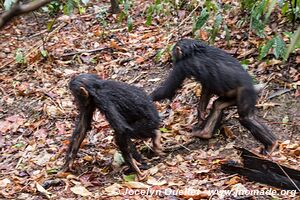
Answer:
top-left (0, 0), bottom-right (53, 29)
top-left (221, 147), bottom-right (300, 191)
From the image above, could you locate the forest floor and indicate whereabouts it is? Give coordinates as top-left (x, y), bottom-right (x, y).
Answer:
top-left (0, 0), bottom-right (299, 199)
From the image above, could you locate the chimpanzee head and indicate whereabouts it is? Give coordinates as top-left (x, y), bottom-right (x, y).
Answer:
top-left (69, 74), bottom-right (101, 108)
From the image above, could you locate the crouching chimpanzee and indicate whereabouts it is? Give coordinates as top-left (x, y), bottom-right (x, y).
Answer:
top-left (63, 74), bottom-right (163, 180)
top-left (151, 39), bottom-right (278, 154)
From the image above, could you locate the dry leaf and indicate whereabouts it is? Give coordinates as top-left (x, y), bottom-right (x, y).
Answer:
top-left (104, 183), bottom-right (122, 196)
top-left (0, 178), bottom-right (11, 187)
top-left (223, 126), bottom-right (235, 139)
top-left (123, 181), bottom-right (150, 189)
top-left (226, 176), bottom-right (241, 185)
top-left (70, 185), bottom-right (92, 197)
top-left (36, 182), bottom-right (52, 199)
top-left (146, 177), bottom-right (167, 186)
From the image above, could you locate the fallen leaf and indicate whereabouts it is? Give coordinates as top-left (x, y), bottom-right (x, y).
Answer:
top-left (112, 151), bottom-right (125, 167)
top-left (123, 174), bottom-right (135, 182)
top-left (32, 151), bottom-right (52, 166)
top-left (36, 182), bottom-right (52, 198)
top-left (0, 178), bottom-right (11, 187)
top-left (70, 185), bottom-right (92, 197)
top-left (123, 181), bottom-right (150, 189)
top-left (104, 183), bottom-right (122, 196)
top-left (148, 166), bottom-right (159, 175)
top-left (223, 126), bottom-right (235, 139)
top-left (226, 176), bottom-right (241, 185)
top-left (148, 78), bottom-right (161, 82)
top-left (146, 177), bottom-right (167, 186)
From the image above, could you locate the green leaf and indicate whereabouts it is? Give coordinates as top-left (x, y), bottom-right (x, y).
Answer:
top-left (47, 19), bottom-right (55, 31)
top-left (127, 16), bottom-right (133, 32)
top-left (210, 13), bottom-right (223, 44)
top-left (79, 6), bottom-right (86, 14)
top-left (46, 168), bottom-right (60, 174)
top-left (159, 127), bottom-right (171, 133)
top-left (264, 0), bottom-right (277, 22)
top-left (155, 49), bottom-right (164, 61)
top-left (273, 35), bottom-right (286, 59)
top-left (15, 49), bottom-right (25, 63)
top-left (146, 15), bottom-right (152, 26)
top-left (41, 50), bottom-right (48, 58)
top-left (281, 2), bottom-right (289, 15)
top-left (193, 8), bottom-right (209, 33)
top-left (124, 0), bottom-right (130, 15)
top-left (64, 0), bottom-right (74, 15)
top-left (224, 24), bottom-right (231, 47)
top-left (13, 143), bottom-right (24, 148)
top-left (240, 59), bottom-right (250, 70)
top-left (123, 174), bottom-right (135, 182)
top-left (285, 27), bottom-right (300, 60)
top-left (118, 11), bottom-right (126, 22)
top-left (259, 39), bottom-right (274, 59)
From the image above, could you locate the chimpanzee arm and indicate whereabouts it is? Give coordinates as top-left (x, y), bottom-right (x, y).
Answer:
top-left (63, 103), bottom-right (95, 171)
top-left (151, 65), bottom-right (186, 101)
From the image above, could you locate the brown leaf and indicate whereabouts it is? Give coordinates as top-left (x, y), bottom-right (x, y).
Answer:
top-left (225, 176), bottom-right (241, 185)
top-left (70, 185), bottom-right (92, 197)
top-left (199, 30), bottom-right (208, 41)
top-left (136, 56), bottom-right (145, 64)
top-left (223, 126), bottom-right (235, 139)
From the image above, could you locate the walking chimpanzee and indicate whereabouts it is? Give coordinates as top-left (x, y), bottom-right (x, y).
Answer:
top-left (151, 39), bottom-right (278, 154)
top-left (63, 74), bottom-right (163, 180)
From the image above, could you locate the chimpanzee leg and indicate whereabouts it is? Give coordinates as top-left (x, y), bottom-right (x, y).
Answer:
top-left (192, 97), bottom-right (235, 139)
top-left (152, 130), bottom-right (164, 155)
top-left (193, 87), bottom-right (211, 131)
top-left (115, 133), bottom-right (147, 180)
top-left (237, 88), bottom-right (278, 154)
top-left (129, 142), bottom-right (143, 163)
top-left (62, 103), bottom-right (95, 171)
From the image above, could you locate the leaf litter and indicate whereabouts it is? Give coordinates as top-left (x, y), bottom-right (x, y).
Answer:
top-left (0, 0), bottom-right (299, 199)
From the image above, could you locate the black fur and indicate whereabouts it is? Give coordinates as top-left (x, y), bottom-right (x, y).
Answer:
top-left (64, 74), bottom-right (160, 177)
top-left (151, 39), bottom-right (277, 153)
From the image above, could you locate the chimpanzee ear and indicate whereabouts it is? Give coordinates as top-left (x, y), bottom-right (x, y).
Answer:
top-left (79, 87), bottom-right (89, 97)
top-left (175, 46), bottom-right (182, 59)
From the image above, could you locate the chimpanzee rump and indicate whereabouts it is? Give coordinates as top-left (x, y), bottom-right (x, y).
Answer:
top-left (63, 74), bottom-right (162, 180)
top-left (151, 39), bottom-right (278, 154)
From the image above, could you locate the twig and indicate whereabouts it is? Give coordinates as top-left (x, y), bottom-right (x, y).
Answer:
top-left (166, 3), bottom-right (201, 43)
top-left (60, 47), bottom-right (111, 57)
top-left (201, 174), bottom-right (238, 185)
top-left (276, 163), bottom-right (300, 192)
top-left (267, 121), bottom-right (300, 126)
top-left (164, 139), bottom-right (196, 152)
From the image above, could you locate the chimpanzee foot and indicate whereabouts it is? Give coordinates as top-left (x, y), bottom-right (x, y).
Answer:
top-left (192, 123), bottom-right (203, 132)
top-left (153, 147), bottom-right (166, 156)
top-left (152, 131), bottom-right (165, 155)
top-left (191, 129), bottom-right (212, 139)
top-left (61, 160), bottom-right (74, 172)
top-left (261, 140), bottom-right (278, 155)
top-left (136, 171), bottom-right (149, 181)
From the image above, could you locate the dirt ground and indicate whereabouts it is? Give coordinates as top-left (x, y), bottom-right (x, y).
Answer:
top-left (0, 1), bottom-right (299, 199)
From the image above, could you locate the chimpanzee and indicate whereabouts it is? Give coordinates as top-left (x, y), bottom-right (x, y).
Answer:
top-left (151, 39), bottom-right (278, 154)
top-left (63, 74), bottom-right (163, 180)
